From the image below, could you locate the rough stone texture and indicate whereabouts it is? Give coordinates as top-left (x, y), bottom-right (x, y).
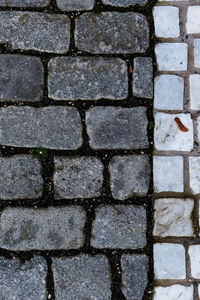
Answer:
top-left (56, 0), bottom-right (95, 11)
top-left (0, 55), bottom-right (43, 102)
top-left (187, 6), bottom-right (200, 34)
top-left (0, 206), bottom-right (86, 250)
top-left (0, 0), bottom-right (50, 6)
top-left (91, 205), bottom-right (147, 249)
top-left (48, 57), bottom-right (128, 100)
top-left (54, 157), bottom-right (104, 199)
top-left (0, 256), bottom-right (47, 300)
top-left (0, 12), bottom-right (70, 53)
top-left (188, 245), bottom-right (200, 278)
top-left (109, 155), bottom-right (150, 200)
top-left (0, 106), bottom-right (82, 150)
top-left (121, 255), bottom-right (148, 300)
top-left (154, 285), bottom-right (193, 300)
top-left (0, 155), bottom-right (43, 200)
top-left (102, 0), bottom-right (148, 6)
top-left (52, 255), bottom-right (111, 300)
top-left (86, 107), bottom-right (148, 149)
top-left (189, 157), bottom-right (200, 194)
top-left (133, 57), bottom-right (153, 99)
top-left (153, 198), bottom-right (194, 237)
top-left (75, 12), bottom-right (149, 54)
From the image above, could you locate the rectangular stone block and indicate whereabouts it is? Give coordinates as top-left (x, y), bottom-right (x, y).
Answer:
top-left (0, 106), bottom-right (82, 150)
top-left (0, 0), bottom-right (50, 6)
top-left (75, 12), bottom-right (149, 54)
top-left (102, 0), bottom-right (148, 6)
top-left (86, 106), bottom-right (148, 149)
top-left (0, 12), bottom-right (70, 53)
top-left (56, 0), bottom-right (95, 11)
top-left (0, 55), bottom-right (43, 102)
top-left (0, 206), bottom-right (86, 250)
top-left (154, 285), bottom-right (193, 300)
top-left (48, 57), bottom-right (128, 100)
top-left (0, 155), bottom-right (43, 200)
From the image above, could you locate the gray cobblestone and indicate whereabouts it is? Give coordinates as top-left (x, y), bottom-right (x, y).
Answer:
top-left (54, 157), bottom-right (103, 199)
top-left (121, 254), bottom-right (148, 300)
top-left (0, 12), bottom-right (70, 53)
top-left (109, 155), bottom-right (150, 200)
top-left (0, 155), bottom-right (43, 200)
top-left (0, 206), bottom-right (86, 250)
top-left (52, 255), bottom-right (111, 300)
top-left (0, 0), bottom-right (50, 6)
top-left (0, 55), bottom-right (43, 102)
top-left (56, 0), bottom-right (95, 11)
top-left (0, 256), bottom-right (47, 300)
top-left (133, 57), bottom-right (153, 99)
top-left (75, 12), bottom-right (149, 54)
top-left (86, 107), bottom-right (149, 149)
top-left (0, 106), bottom-right (82, 149)
top-left (48, 57), bottom-right (128, 100)
top-left (91, 205), bottom-right (147, 249)
top-left (102, 0), bottom-right (148, 6)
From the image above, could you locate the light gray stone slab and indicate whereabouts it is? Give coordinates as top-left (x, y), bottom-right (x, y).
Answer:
top-left (91, 205), bottom-right (147, 249)
top-left (0, 0), bottom-right (50, 6)
top-left (102, 0), bottom-right (148, 6)
top-left (52, 255), bottom-right (111, 300)
top-left (121, 255), bottom-right (148, 300)
top-left (0, 12), bottom-right (70, 53)
top-left (109, 155), bottom-right (150, 200)
top-left (86, 107), bottom-right (149, 149)
top-left (0, 106), bottom-right (82, 150)
top-left (0, 155), bottom-right (43, 200)
top-left (56, 0), bottom-right (95, 11)
top-left (75, 12), bottom-right (149, 54)
top-left (0, 256), bottom-right (47, 300)
top-left (48, 57), bottom-right (128, 100)
top-left (189, 157), bottom-right (200, 194)
top-left (154, 285), bottom-right (193, 300)
top-left (189, 245), bottom-right (200, 278)
top-left (0, 55), bottom-right (43, 102)
top-left (0, 206), bottom-right (86, 250)
top-left (54, 157), bottom-right (104, 199)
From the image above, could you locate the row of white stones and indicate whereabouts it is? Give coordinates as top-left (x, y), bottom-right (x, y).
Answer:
top-left (153, 1), bottom-right (200, 299)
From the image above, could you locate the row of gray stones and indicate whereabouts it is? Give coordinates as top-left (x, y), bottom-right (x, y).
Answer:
top-left (1, 55), bottom-right (153, 101)
top-left (0, 254), bottom-right (148, 300)
top-left (0, 155), bottom-right (150, 200)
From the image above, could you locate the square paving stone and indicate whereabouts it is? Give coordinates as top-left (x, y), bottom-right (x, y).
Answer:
top-left (102, 0), bottom-right (148, 6)
top-left (52, 255), bottom-right (111, 300)
top-left (0, 206), bottom-right (86, 250)
top-left (187, 6), bottom-right (200, 34)
top-left (0, 55), bottom-right (43, 102)
top-left (54, 157), bottom-right (103, 199)
top-left (109, 155), bottom-right (150, 200)
top-left (190, 74), bottom-right (200, 110)
top-left (56, 0), bottom-right (95, 11)
top-left (188, 245), bottom-right (200, 278)
top-left (154, 285), bottom-right (193, 300)
top-left (91, 205), bottom-right (146, 249)
top-left (121, 255), bottom-right (148, 300)
top-left (0, 256), bottom-right (47, 300)
top-left (194, 39), bottom-right (200, 68)
top-left (86, 106), bottom-right (148, 149)
top-left (189, 157), bottom-right (200, 194)
top-left (0, 155), bottom-right (43, 200)
top-left (0, 0), bottom-right (50, 6)
top-left (153, 198), bottom-right (194, 237)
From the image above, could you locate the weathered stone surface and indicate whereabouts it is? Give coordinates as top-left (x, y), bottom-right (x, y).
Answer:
top-left (0, 206), bottom-right (86, 250)
top-left (86, 107), bottom-right (148, 149)
top-left (54, 157), bottom-right (104, 199)
top-left (133, 57), bottom-right (153, 99)
top-left (0, 155), bottom-right (43, 200)
top-left (0, 256), bottom-right (47, 300)
top-left (52, 255), bottom-right (111, 300)
top-left (75, 12), bottom-right (149, 54)
top-left (0, 0), bottom-right (50, 6)
top-left (154, 285), bottom-right (193, 300)
top-left (0, 106), bottom-right (82, 150)
top-left (0, 55), bottom-right (43, 102)
top-left (48, 57), bottom-right (128, 100)
top-left (121, 255), bottom-right (148, 300)
top-left (102, 0), bottom-right (148, 6)
top-left (189, 157), bottom-right (200, 194)
top-left (91, 205), bottom-right (147, 249)
top-left (153, 198), bottom-right (194, 237)
top-left (109, 155), bottom-right (150, 200)
top-left (0, 12), bottom-right (70, 53)
top-left (189, 245), bottom-right (200, 278)
top-left (56, 0), bottom-right (95, 11)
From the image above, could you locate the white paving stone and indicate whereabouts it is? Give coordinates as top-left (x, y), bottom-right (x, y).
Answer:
top-left (154, 113), bottom-right (193, 151)
top-left (187, 6), bottom-right (200, 34)
top-left (194, 39), bottom-right (200, 68)
top-left (197, 118), bottom-right (200, 145)
top-left (154, 243), bottom-right (186, 279)
top-left (153, 285), bottom-right (193, 300)
top-left (155, 43), bottom-right (188, 71)
top-left (154, 75), bottom-right (184, 110)
top-left (189, 245), bottom-right (200, 278)
top-left (190, 74), bottom-right (200, 110)
top-left (189, 157), bottom-right (200, 194)
top-left (153, 156), bottom-right (184, 193)
top-left (153, 6), bottom-right (180, 38)
top-left (153, 198), bottom-right (194, 237)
